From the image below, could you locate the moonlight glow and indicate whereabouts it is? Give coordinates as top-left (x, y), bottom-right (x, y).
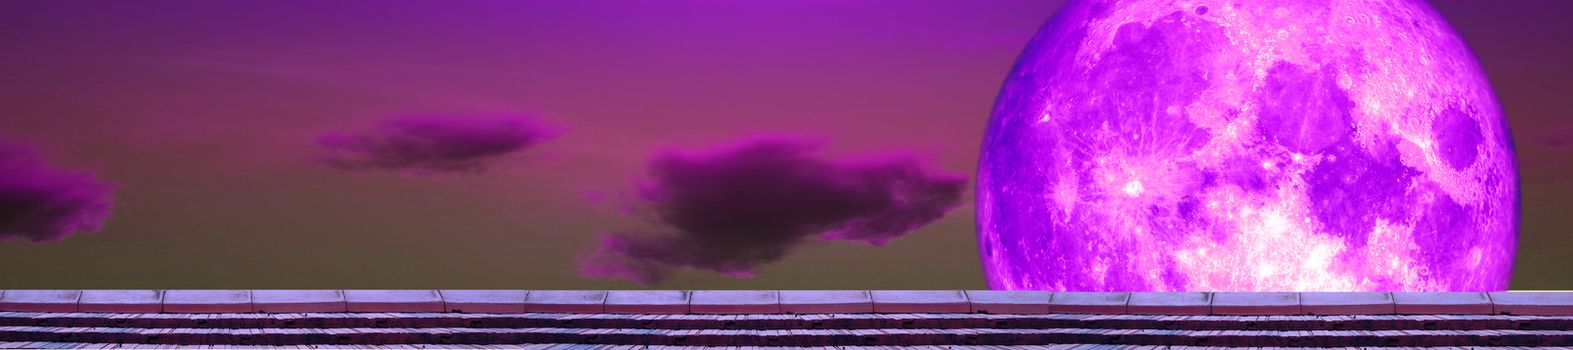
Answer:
top-left (978, 0), bottom-right (1517, 291)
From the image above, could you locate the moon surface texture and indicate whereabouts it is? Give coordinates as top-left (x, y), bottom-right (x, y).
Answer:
top-left (978, 0), bottom-right (1516, 291)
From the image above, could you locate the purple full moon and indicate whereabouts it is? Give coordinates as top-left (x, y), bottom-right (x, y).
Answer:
top-left (977, 0), bottom-right (1517, 291)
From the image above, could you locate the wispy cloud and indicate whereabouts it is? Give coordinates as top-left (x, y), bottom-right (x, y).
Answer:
top-left (316, 114), bottom-right (561, 175)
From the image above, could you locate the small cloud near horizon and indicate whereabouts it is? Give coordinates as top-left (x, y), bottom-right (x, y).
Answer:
top-left (578, 137), bottom-right (967, 285)
top-left (315, 114), bottom-right (560, 175)
top-left (0, 139), bottom-right (117, 244)
top-left (1540, 129), bottom-right (1573, 150)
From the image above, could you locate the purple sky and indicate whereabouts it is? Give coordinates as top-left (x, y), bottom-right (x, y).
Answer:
top-left (1, 0), bottom-right (1570, 289)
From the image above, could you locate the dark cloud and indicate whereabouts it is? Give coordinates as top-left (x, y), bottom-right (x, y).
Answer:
top-left (316, 115), bottom-right (559, 174)
top-left (578, 138), bottom-right (967, 284)
top-left (0, 139), bottom-right (116, 244)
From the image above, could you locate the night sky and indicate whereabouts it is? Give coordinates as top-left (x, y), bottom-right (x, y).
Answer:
top-left (1, 0), bottom-right (1569, 290)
